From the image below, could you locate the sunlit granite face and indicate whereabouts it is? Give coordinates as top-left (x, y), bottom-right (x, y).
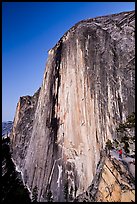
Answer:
top-left (74, 154), bottom-right (135, 202)
top-left (10, 10), bottom-right (135, 202)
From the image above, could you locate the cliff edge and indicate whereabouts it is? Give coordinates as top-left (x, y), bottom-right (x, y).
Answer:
top-left (10, 10), bottom-right (135, 202)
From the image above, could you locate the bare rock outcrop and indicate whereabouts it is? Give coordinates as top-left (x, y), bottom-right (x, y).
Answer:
top-left (74, 152), bottom-right (135, 202)
top-left (10, 10), bottom-right (135, 202)
top-left (11, 88), bottom-right (40, 170)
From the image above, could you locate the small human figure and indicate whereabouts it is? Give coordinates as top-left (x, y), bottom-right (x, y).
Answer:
top-left (119, 149), bottom-right (123, 159)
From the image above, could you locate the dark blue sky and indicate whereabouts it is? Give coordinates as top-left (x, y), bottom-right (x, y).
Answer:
top-left (2, 2), bottom-right (135, 121)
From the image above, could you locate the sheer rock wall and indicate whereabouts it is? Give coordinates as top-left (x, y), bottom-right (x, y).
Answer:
top-left (10, 11), bottom-right (135, 202)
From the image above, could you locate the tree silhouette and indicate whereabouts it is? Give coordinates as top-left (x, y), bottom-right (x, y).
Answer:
top-left (46, 190), bottom-right (53, 202)
top-left (116, 112), bottom-right (135, 156)
top-left (123, 142), bottom-right (130, 154)
top-left (105, 139), bottom-right (112, 155)
top-left (32, 186), bottom-right (38, 202)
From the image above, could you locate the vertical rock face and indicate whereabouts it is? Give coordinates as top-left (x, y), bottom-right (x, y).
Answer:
top-left (10, 11), bottom-right (135, 202)
top-left (11, 88), bottom-right (40, 170)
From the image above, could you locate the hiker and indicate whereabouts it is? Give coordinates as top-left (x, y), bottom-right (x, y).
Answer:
top-left (118, 149), bottom-right (123, 159)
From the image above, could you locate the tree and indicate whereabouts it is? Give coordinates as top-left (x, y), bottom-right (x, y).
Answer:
top-left (46, 190), bottom-right (53, 202)
top-left (113, 139), bottom-right (119, 149)
top-left (123, 142), bottom-right (130, 154)
top-left (116, 112), bottom-right (135, 133)
top-left (121, 135), bottom-right (129, 143)
top-left (105, 139), bottom-right (113, 155)
top-left (125, 112), bottom-right (135, 128)
top-left (32, 186), bottom-right (38, 202)
top-left (116, 112), bottom-right (135, 156)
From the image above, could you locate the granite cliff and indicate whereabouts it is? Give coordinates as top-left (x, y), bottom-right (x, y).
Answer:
top-left (10, 11), bottom-right (135, 202)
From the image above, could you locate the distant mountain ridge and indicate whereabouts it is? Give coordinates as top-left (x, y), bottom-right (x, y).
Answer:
top-left (2, 121), bottom-right (13, 137)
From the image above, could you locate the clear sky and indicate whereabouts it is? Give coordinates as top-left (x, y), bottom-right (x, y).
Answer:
top-left (2, 2), bottom-right (135, 121)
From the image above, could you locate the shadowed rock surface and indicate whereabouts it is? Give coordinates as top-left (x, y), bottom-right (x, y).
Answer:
top-left (11, 88), bottom-right (41, 170)
top-left (2, 137), bottom-right (31, 203)
top-left (10, 10), bottom-right (135, 202)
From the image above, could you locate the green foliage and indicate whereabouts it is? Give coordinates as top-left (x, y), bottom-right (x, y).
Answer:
top-left (106, 139), bottom-right (113, 150)
top-left (113, 139), bottom-right (119, 149)
top-left (120, 135), bottom-right (129, 143)
top-left (116, 123), bottom-right (126, 133)
top-left (116, 112), bottom-right (135, 155)
top-left (123, 142), bottom-right (130, 154)
top-left (126, 112), bottom-right (135, 127)
top-left (116, 112), bottom-right (135, 133)
top-left (32, 186), bottom-right (38, 202)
